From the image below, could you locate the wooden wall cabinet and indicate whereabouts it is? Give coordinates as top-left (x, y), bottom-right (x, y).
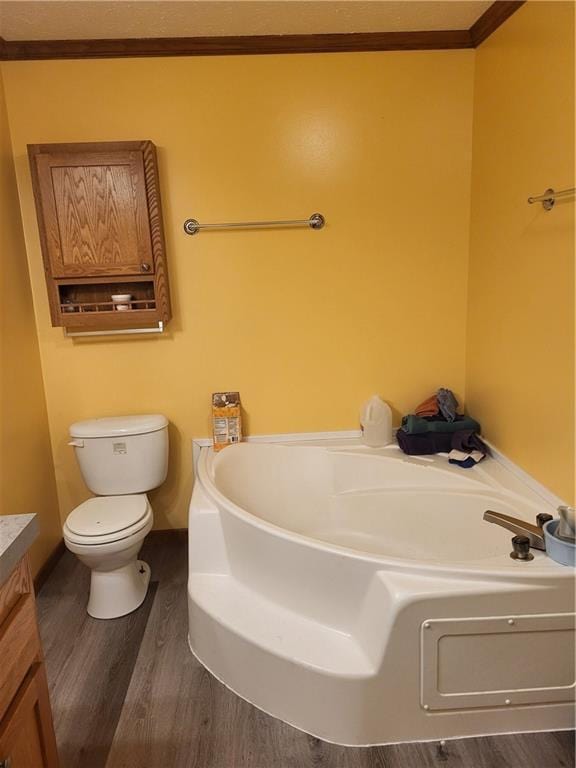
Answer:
top-left (0, 556), bottom-right (59, 768)
top-left (28, 141), bottom-right (171, 332)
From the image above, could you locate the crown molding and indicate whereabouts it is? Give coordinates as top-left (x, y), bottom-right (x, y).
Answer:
top-left (0, 2), bottom-right (525, 61)
top-left (0, 30), bottom-right (473, 60)
top-left (470, 0), bottom-right (525, 46)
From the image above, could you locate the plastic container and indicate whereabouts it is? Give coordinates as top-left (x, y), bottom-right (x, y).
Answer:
top-left (557, 505), bottom-right (576, 539)
top-left (543, 519), bottom-right (576, 567)
top-left (111, 293), bottom-right (132, 311)
top-left (360, 395), bottom-right (393, 448)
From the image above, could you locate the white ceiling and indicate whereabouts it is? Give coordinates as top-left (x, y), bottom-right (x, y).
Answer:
top-left (0, 1), bottom-right (494, 41)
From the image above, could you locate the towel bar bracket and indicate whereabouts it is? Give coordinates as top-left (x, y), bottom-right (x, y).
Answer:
top-left (527, 187), bottom-right (575, 211)
top-left (532, 188), bottom-right (556, 211)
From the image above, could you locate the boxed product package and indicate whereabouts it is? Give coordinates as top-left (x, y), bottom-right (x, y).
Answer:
top-left (212, 392), bottom-right (242, 452)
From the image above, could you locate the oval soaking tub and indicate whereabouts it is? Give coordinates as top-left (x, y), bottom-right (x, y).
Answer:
top-left (188, 439), bottom-right (575, 746)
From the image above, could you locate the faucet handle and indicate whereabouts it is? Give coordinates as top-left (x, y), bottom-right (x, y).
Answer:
top-left (510, 535), bottom-right (534, 561)
top-left (536, 513), bottom-right (553, 528)
top-left (483, 509), bottom-right (546, 550)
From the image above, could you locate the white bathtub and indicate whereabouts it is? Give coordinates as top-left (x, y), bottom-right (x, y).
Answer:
top-left (188, 437), bottom-right (575, 746)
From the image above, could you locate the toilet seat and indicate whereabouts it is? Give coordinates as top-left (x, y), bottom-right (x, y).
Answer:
top-left (64, 495), bottom-right (152, 546)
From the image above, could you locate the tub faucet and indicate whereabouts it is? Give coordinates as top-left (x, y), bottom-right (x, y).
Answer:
top-left (483, 510), bottom-right (546, 551)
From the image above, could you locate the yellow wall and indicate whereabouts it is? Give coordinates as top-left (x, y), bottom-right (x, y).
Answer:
top-left (2, 52), bottom-right (475, 529)
top-left (0, 68), bottom-right (62, 574)
top-left (467, 1), bottom-right (575, 503)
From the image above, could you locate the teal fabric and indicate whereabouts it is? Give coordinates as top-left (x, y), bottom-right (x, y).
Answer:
top-left (401, 414), bottom-right (480, 435)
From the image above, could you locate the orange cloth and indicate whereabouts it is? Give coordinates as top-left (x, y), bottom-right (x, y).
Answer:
top-left (414, 394), bottom-right (439, 418)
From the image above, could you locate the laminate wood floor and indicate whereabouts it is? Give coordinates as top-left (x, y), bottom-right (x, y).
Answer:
top-left (37, 534), bottom-right (575, 768)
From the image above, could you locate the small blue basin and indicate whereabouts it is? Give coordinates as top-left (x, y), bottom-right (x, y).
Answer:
top-left (544, 519), bottom-right (576, 567)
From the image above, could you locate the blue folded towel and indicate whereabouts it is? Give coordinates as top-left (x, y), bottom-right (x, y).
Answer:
top-left (437, 388), bottom-right (459, 422)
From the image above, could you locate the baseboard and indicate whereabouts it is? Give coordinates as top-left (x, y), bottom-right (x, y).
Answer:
top-left (34, 539), bottom-right (66, 593)
top-left (148, 528), bottom-right (188, 538)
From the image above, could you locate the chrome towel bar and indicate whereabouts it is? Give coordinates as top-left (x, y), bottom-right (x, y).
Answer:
top-left (183, 212), bottom-right (325, 235)
top-left (527, 187), bottom-right (575, 211)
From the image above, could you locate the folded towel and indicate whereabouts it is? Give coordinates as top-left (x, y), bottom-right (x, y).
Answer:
top-left (448, 454), bottom-right (478, 469)
top-left (396, 429), bottom-right (453, 455)
top-left (448, 449), bottom-right (485, 468)
top-left (451, 429), bottom-right (489, 456)
top-left (437, 388), bottom-right (458, 422)
top-left (415, 394), bottom-right (439, 418)
top-left (448, 430), bottom-right (488, 468)
top-left (401, 414), bottom-right (480, 435)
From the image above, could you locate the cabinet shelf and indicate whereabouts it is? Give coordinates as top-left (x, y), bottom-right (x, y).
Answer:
top-left (60, 300), bottom-right (157, 313)
top-left (56, 277), bottom-right (161, 328)
top-left (57, 307), bottom-right (164, 330)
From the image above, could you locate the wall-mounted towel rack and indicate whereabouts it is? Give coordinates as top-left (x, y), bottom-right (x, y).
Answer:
top-left (527, 187), bottom-right (575, 211)
top-left (64, 322), bottom-right (164, 338)
top-left (183, 212), bottom-right (325, 235)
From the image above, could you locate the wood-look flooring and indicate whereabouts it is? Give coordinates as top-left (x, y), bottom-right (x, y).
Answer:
top-left (37, 534), bottom-right (575, 768)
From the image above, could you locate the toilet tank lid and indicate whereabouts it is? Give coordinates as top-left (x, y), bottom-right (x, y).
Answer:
top-left (70, 414), bottom-right (168, 438)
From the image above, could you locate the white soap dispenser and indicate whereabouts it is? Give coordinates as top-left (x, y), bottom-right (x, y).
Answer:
top-left (360, 395), bottom-right (393, 448)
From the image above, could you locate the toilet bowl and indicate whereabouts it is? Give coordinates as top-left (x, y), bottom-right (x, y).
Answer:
top-left (63, 414), bottom-right (169, 619)
top-left (64, 495), bottom-right (154, 619)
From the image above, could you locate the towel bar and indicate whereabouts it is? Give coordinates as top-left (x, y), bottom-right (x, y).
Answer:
top-left (183, 213), bottom-right (325, 235)
top-left (527, 187), bottom-right (575, 211)
top-left (64, 322), bottom-right (164, 338)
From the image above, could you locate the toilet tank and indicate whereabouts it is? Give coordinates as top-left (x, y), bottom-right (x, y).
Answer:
top-left (69, 415), bottom-right (169, 495)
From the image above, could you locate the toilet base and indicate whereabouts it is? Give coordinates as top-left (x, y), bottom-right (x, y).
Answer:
top-left (87, 559), bottom-right (151, 619)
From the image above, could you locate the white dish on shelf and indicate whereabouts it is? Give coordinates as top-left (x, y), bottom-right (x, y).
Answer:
top-left (111, 293), bottom-right (132, 311)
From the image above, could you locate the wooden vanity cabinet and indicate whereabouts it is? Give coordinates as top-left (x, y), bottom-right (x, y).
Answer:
top-left (28, 141), bottom-right (171, 331)
top-left (0, 556), bottom-right (59, 768)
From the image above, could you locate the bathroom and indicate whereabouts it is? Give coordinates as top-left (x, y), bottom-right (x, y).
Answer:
top-left (0, 0), bottom-right (574, 765)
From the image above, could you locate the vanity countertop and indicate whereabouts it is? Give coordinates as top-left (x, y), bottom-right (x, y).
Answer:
top-left (0, 514), bottom-right (38, 588)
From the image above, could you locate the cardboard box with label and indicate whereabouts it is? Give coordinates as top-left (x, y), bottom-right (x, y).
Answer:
top-left (212, 392), bottom-right (242, 452)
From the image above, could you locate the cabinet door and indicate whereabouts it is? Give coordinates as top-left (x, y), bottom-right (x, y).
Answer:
top-left (0, 664), bottom-right (59, 768)
top-left (33, 149), bottom-right (154, 278)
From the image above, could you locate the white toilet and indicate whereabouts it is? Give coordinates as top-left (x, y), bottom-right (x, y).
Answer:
top-left (63, 414), bottom-right (169, 619)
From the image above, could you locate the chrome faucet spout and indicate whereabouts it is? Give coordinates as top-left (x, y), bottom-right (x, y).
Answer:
top-left (483, 510), bottom-right (546, 551)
